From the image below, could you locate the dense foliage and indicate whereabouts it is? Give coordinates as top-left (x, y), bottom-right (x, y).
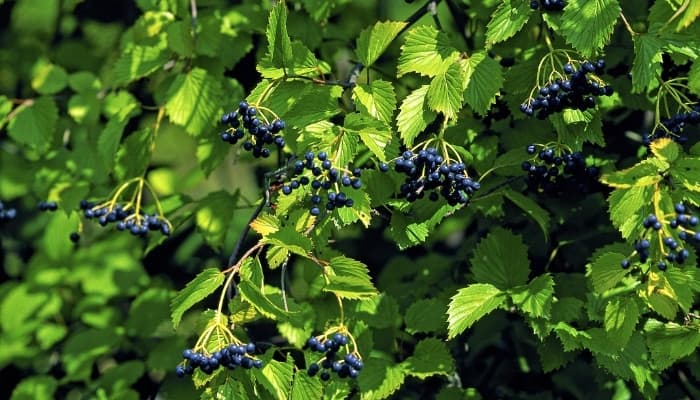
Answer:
top-left (1, 0), bottom-right (700, 399)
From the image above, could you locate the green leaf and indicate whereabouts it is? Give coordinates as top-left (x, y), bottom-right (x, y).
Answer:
top-left (510, 274), bottom-right (555, 318)
top-left (427, 62), bottom-right (465, 118)
top-left (10, 376), bottom-right (58, 400)
top-left (264, 225), bottom-right (313, 256)
top-left (485, 0), bottom-right (532, 45)
top-left (252, 355), bottom-right (294, 400)
top-left (608, 185), bottom-right (655, 239)
top-left (237, 280), bottom-right (291, 321)
top-left (447, 283), bottom-right (507, 339)
top-left (603, 296), bottom-right (640, 347)
top-left (7, 97), bottom-right (57, 153)
top-left (471, 227), bottom-right (530, 290)
top-left (324, 256), bottom-right (377, 299)
top-left (356, 20), bottom-right (407, 66)
top-left (195, 190), bottom-right (239, 249)
top-left (586, 248), bottom-right (631, 293)
top-left (164, 68), bottom-right (223, 137)
top-left (503, 190), bottom-right (550, 240)
top-left (344, 113), bottom-right (392, 162)
top-left (357, 358), bottom-right (407, 400)
top-left (266, 1), bottom-right (293, 68)
top-left (170, 268), bottom-right (225, 328)
top-left (549, 109), bottom-right (604, 149)
top-left (62, 328), bottom-right (121, 380)
top-left (405, 298), bottom-right (448, 334)
top-left (352, 80), bottom-right (397, 124)
top-left (461, 51), bottom-right (504, 115)
top-left (402, 338), bottom-right (454, 379)
top-left (675, 0), bottom-right (700, 30)
top-left (600, 159), bottom-right (663, 188)
top-left (671, 157), bottom-right (700, 193)
top-left (291, 369), bottom-right (323, 400)
top-left (397, 25), bottom-right (458, 77)
top-left (560, 0), bottom-right (621, 57)
top-left (112, 43), bottom-right (169, 85)
top-left (645, 319), bottom-right (700, 370)
top-left (396, 85), bottom-right (436, 147)
top-left (631, 34), bottom-right (664, 93)
top-left (650, 138), bottom-right (681, 163)
top-left (593, 333), bottom-right (656, 391)
top-left (1, 284), bottom-right (50, 333)
top-left (689, 60), bottom-right (700, 96)
top-left (536, 336), bottom-right (575, 373)
top-left (31, 60), bottom-right (68, 95)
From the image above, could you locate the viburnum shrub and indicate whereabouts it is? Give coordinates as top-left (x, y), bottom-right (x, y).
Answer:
top-left (1, 0), bottom-right (700, 399)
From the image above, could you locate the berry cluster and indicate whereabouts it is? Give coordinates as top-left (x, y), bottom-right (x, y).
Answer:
top-left (176, 343), bottom-right (263, 377)
top-left (219, 101), bottom-right (286, 158)
top-left (306, 333), bottom-right (363, 381)
top-left (0, 201), bottom-right (17, 221)
top-left (379, 148), bottom-right (480, 205)
top-left (642, 105), bottom-right (700, 145)
top-left (520, 60), bottom-right (613, 119)
top-left (80, 200), bottom-right (171, 237)
top-left (281, 151), bottom-right (361, 216)
top-left (38, 200), bottom-right (58, 212)
top-left (521, 144), bottom-right (600, 195)
top-left (529, 0), bottom-right (565, 11)
top-left (621, 203), bottom-right (698, 271)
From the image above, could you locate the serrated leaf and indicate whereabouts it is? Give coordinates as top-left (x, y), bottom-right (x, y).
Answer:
top-left (672, 158), bottom-right (700, 193)
top-left (405, 298), bottom-right (448, 334)
top-left (587, 250), bottom-right (631, 293)
top-left (675, 0), bottom-right (700, 30)
top-left (165, 68), bottom-right (223, 137)
top-left (253, 355), bottom-right (294, 400)
top-left (560, 0), bottom-right (621, 57)
top-left (263, 226), bottom-right (312, 256)
top-left (608, 185), bottom-right (655, 239)
top-left (249, 213), bottom-right (280, 237)
top-left (358, 358), bottom-right (407, 400)
top-left (511, 274), bottom-right (555, 318)
top-left (170, 268), bottom-right (224, 328)
top-left (593, 333), bottom-right (656, 391)
top-left (485, 0), bottom-right (532, 44)
top-left (600, 159), bottom-right (663, 188)
top-left (549, 109), bottom-right (604, 149)
top-left (427, 62), bottom-right (465, 118)
top-left (650, 138), bottom-right (680, 163)
top-left (396, 85), bottom-right (436, 147)
top-left (603, 296), bottom-right (639, 348)
top-left (631, 34), bottom-right (664, 93)
top-left (291, 369), bottom-right (323, 400)
top-left (397, 25), bottom-right (458, 77)
top-left (266, 1), bottom-right (293, 68)
top-left (356, 20), bottom-right (407, 66)
top-left (112, 43), bottom-right (169, 85)
top-left (645, 319), bottom-right (700, 370)
top-left (471, 227), bottom-right (530, 290)
top-left (503, 190), bottom-right (550, 241)
top-left (402, 338), bottom-right (454, 379)
top-left (352, 80), bottom-right (396, 124)
top-left (7, 97), bottom-right (57, 153)
top-left (537, 335), bottom-right (575, 373)
top-left (344, 113), bottom-right (392, 162)
top-left (461, 51), bottom-right (504, 115)
top-left (324, 256), bottom-right (377, 299)
top-left (447, 283), bottom-right (506, 339)
top-left (237, 280), bottom-right (289, 321)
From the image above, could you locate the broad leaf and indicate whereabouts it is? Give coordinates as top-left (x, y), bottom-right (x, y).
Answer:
top-left (404, 298), bottom-right (448, 334)
top-left (396, 85), bottom-right (436, 147)
top-left (510, 274), bottom-right (555, 319)
top-left (447, 283), bottom-right (506, 339)
top-left (170, 268), bottom-right (225, 327)
top-left (397, 25), bottom-right (458, 77)
top-left (165, 68), bottom-right (223, 137)
top-left (324, 256), bottom-right (377, 299)
top-left (266, 2), bottom-right (293, 68)
top-left (631, 34), bottom-right (664, 93)
top-left (7, 97), bottom-right (57, 153)
top-left (356, 20), bottom-right (407, 66)
top-left (470, 227), bottom-right (531, 290)
top-left (352, 80), bottom-right (397, 124)
top-left (603, 296), bottom-right (640, 347)
top-left (645, 319), bottom-right (700, 370)
top-left (461, 51), bottom-right (504, 115)
top-left (402, 338), bottom-right (454, 378)
top-left (560, 0), bottom-right (621, 57)
top-left (485, 0), bottom-right (532, 45)
top-left (427, 62), bottom-right (465, 118)
top-left (586, 249), bottom-right (631, 293)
